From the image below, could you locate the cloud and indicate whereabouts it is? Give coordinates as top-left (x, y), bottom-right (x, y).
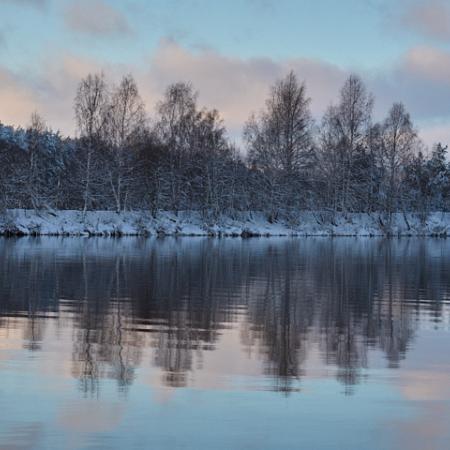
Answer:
top-left (64, 0), bottom-right (131, 37)
top-left (0, 52), bottom-right (107, 133)
top-left (401, 0), bottom-right (450, 41)
top-left (1, 40), bottom-right (450, 148)
top-left (418, 121), bottom-right (450, 149)
top-left (402, 45), bottom-right (450, 84)
top-left (141, 40), bottom-right (450, 147)
top-left (143, 39), bottom-right (347, 138)
top-left (27, 54), bottom-right (110, 134)
top-left (371, 45), bottom-right (450, 124)
top-left (0, 68), bottom-right (41, 128)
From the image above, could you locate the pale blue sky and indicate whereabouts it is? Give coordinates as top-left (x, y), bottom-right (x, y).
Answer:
top-left (1, 0), bottom-right (450, 145)
top-left (0, 0), bottom-right (424, 67)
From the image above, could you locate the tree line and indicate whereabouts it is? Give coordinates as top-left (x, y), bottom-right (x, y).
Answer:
top-left (0, 71), bottom-right (449, 220)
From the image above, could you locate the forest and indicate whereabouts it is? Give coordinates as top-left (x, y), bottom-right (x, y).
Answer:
top-left (0, 71), bottom-right (449, 221)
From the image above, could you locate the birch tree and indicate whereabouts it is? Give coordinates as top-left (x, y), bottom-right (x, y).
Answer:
top-left (74, 73), bottom-right (108, 213)
top-left (155, 82), bottom-right (198, 212)
top-left (104, 75), bottom-right (146, 212)
top-left (324, 75), bottom-right (373, 212)
top-left (381, 103), bottom-right (417, 217)
top-left (244, 71), bottom-right (313, 217)
top-left (245, 71), bottom-right (312, 174)
top-left (25, 112), bottom-right (46, 209)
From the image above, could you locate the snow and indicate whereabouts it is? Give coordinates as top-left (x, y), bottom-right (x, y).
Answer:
top-left (1, 209), bottom-right (450, 237)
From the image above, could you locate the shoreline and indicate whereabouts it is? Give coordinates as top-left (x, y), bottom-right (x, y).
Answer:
top-left (1, 209), bottom-right (449, 237)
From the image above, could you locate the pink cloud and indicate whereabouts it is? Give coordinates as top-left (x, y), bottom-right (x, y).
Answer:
top-left (371, 44), bottom-right (450, 138)
top-left (403, 45), bottom-right (450, 83)
top-left (0, 68), bottom-right (40, 128)
top-left (418, 120), bottom-right (450, 149)
top-left (402, 0), bottom-right (450, 41)
top-left (1, 39), bottom-right (450, 148)
top-left (144, 39), bottom-right (347, 138)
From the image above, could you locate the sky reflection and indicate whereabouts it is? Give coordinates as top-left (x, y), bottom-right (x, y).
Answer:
top-left (0, 237), bottom-right (450, 449)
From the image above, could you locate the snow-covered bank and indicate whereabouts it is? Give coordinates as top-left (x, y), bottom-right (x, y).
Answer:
top-left (0, 209), bottom-right (450, 237)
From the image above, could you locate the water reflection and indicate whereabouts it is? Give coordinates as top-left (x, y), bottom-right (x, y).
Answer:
top-left (0, 238), bottom-right (449, 396)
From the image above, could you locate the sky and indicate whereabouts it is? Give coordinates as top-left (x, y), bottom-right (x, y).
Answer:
top-left (1, 0), bottom-right (450, 148)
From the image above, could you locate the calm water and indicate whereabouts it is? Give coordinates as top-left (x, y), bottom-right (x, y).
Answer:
top-left (0, 237), bottom-right (450, 450)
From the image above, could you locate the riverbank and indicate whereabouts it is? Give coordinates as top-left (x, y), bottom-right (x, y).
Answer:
top-left (1, 209), bottom-right (449, 237)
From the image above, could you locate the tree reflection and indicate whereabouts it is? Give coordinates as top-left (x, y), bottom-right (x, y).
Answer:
top-left (0, 237), bottom-right (449, 395)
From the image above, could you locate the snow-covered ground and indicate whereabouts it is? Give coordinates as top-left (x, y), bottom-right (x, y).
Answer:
top-left (1, 209), bottom-right (450, 237)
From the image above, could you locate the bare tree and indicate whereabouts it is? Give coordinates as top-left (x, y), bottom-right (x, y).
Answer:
top-left (192, 108), bottom-right (230, 218)
top-left (317, 107), bottom-right (342, 212)
top-left (156, 82), bottom-right (197, 156)
top-left (381, 103), bottom-right (417, 217)
top-left (245, 71), bottom-right (312, 174)
top-left (25, 112), bottom-right (47, 209)
top-left (74, 73), bottom-right (108, 214)
top-left (323, 75), bottom-right (373, 212)
top-left (244, 71), bottom-right (313, 218)
top-left (104, 74), bottom-right (146, 212)
top-left (155, 82), bottom-right (198, 213)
